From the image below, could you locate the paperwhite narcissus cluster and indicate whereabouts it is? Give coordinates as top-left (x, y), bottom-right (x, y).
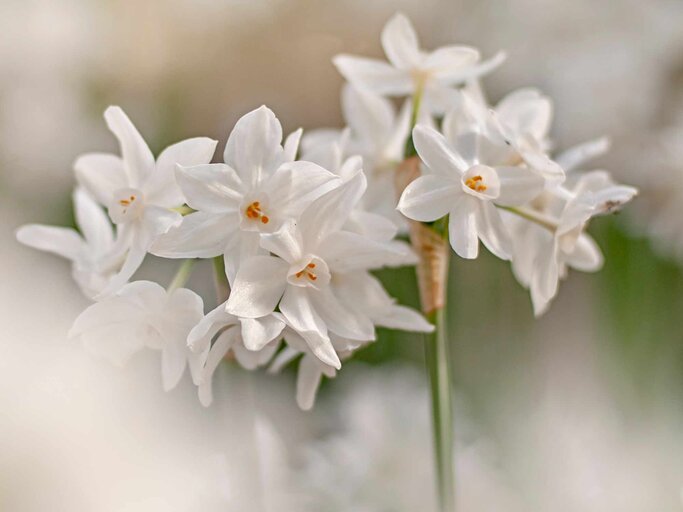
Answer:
top-left (16, 12), bottom-right (637, 408)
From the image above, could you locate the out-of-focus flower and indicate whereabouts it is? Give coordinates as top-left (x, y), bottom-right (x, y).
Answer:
top-left (152, 106), bottom-right (337, 284)
top-left (16, 188), bottom-right (120, 299)
top-left (75, 106), bottom-right (217, 297)
top-left (69, 280), bottom-right (205, 391)
top-left (296, 365), bottom-right (523, 511)
top-left (333, 13), bottom-right (505, 113)
top-left (509, 170), bottom-right (637, 315)
top-left (398, 124), bottom-right (544, 259)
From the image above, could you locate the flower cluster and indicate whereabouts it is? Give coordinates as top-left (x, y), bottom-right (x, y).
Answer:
top-left (17, 12), bottom-right (637, 407)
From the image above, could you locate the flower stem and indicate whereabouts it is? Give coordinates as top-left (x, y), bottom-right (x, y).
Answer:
top-left (424, 254), bottom-right (455, 512)
top-left (167, 259), bottom-right (196, 292)
top-left (212, 255), bottom-right (230, 303)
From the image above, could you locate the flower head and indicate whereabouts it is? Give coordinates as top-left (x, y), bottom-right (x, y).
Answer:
top-left (75, 106), bottom-right (217, 297)
top-left (333, 13), bottom-right (505, 114)
top-left (151, 106), bottom-right (339, 284)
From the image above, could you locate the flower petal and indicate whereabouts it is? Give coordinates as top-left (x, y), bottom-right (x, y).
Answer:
top-left (73, 153), bottom-right (127, 206)
top-left (240, 315), bottom-right (286, 351)
top-left (16, 224), bottom-right (83, 261)
top-left (342, 84), bottom-right (395, 150)
top-left (496, 88), bottom-right (552, 141)
top-left (554, 137), bottom-right (610, 172)
top-left (311, 286), bottom-right (375, 341)
top-left (476, 202), bottom-right (512, 260)
top-left (175, 163), bottom-right (244, 213)
top-left (564, 233), bottom-right (603, 272)
top-left (435, 51), bottom-right (506, 85)
top-left (298, 171), bottom-right (366, 247)
top-left (279, 286), bottom-right (340, 369)
top-left (104, 106), bottom-right (155, 188)
top-left (333, 54), bottom-right (412, 96)
top-left (198, 328), bottom-right (236, 406)
top-left (224, 106), bottom-right (284, 188)
top-left (151, 211), bottom-right (237, 259)
top-left (283, 128), bottom-right (303, 162)
top-left (265, 161), bottom-right (340, 218)
top-left (147, 137), bottom-right (218, 207)
top-left (296, 355), bottom-right (325, 411)
top-left (413, 124), bottom-right (469, 176)
top-left (494, 166), bottom-right (545, 207)
top-left (73, 188), bottom-right (114, 251)
top-left (398, 174), bottom-right (459, 222)
top-left (259, 219), bottom-right (304, 263)
top-left (225, 255), bottom-right (288, 318)
top-left (425, 45), bottom-right (479, 73)
top-left (381, 12), bottom-right (421, 70)
top-left (448, 196), bottom-right (479, 259)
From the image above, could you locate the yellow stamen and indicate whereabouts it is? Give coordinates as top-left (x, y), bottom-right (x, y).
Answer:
top-left (465, 176), bottom-right (487, 192)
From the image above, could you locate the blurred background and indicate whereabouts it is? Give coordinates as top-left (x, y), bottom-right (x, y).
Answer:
top-left (1, 0), bottom-right (683, 510)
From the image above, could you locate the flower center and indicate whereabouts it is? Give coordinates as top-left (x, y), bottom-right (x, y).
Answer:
top-left (109, 187), bottom-right (145, 224)
top-left (244, 201), bottom-right (269, 225)
top-left (294, 262), bottom-right (317, 282)
top-left (465, 175), bottom-right (487, 192)
top-left (287, 256), bottom-right (331, 289)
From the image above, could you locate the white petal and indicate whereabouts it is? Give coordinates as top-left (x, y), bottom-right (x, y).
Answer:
top-left (104, 106), bottom-right (155, 188)
top-left (16, 224), bottom-right (83, 261)
top-left (448, 196), bottom-right (479, 259)
top-left (375, 304), bottom-right (434, 332)
top-left (198, 328), bottom-right (236, 407)
top-left (81, 322), bottom-right (146, 367)
top-left (175, 163), bottom-right (244, 213)
top-left (187, 302), bottom-right (237, 353)
top-left (333, 54), bottom-right (412, 96)
top-left (564, 233), bottom-right (603, 272)
top-left (476, 202), bottom-right (512, 260)
top-left (73, 188), bottom-right (114, 251)
top-left (496, 88), bottom-right (552, 141)
top-left (425, 45), bottom-right (479, 73)
top-left (240, 315), bottom-right (286, 351)
top-left (435, 51), bottom-right (506, 85)
top-left (318, 231), bottom-right (411, 272)
top-left (554, 137), bottom-right (610, 172)
top-left (147, 137), bottom-right (218, 207)
top-left (142, 206), bottom-right (182, 238)
top-left (224, 106), bottom-right (284, 188)
top-left (311, 286), bottom-right (375, 341)
top-left (73, 153), bottom-right (127, 206)
top-left (531, 241), bottom-right (559, 311)
top-left (296, 355), bottom-right (324, 411)
top-left (298, 171), bottom-right (366, 247)
top-left (161, 336), bottom-right (188, 392)
top-left (495, 166), bottom-right (545, 207)
top-left (283, 128), bottom-right (303, 162)
top-left (268, 345), bottom-right (301, 374)
top-left (342, 84), bottom-right (395, 149)
top-left (397, 174), bottom-right (459, 222)
top-left (381, 12), bottom-right (421, 70)
top-left (150, 211), bottom-right (236, 259)
top-left (259, 219), bottom-right (304, 263)
top-left (225, 255), bottom-right (288, 318)
top-left (279, 286), bottom-right (340, 369)
top-left (265, 161), bottom-right (340, 218)
top-left (413, 124), bottom-right (469, 175)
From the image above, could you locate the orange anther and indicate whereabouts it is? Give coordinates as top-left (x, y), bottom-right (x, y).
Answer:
top-left (261, 216), bottom-right (269, 224)
top-left (307, 263), bottom-right (315, 268)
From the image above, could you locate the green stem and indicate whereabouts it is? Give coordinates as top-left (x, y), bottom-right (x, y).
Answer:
top-left (212, 255), bottom-right (230, 303)
top-left (404, 78), bottom-right (426, 158)
top-left (425, 255), bottom-right (455, 512)
top-left (167, 259), bottom-right (196, 292)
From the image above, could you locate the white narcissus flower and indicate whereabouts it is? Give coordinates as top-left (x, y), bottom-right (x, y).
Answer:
top-left (75, 106), bottom-right (218, 297)
top-left (187, 304), bottom-right (285, 406)
top-left (68, 281), bottom-right (206, 391)
top-left (16, 188), bottom-right (122, 299)
top-left (398, 124), bottom-right (544, 260)
top-left (444, 88), bottom-right (565, 185)
top-left (151, 106), bottom-right (340, 284)
top-left (509, 171), bottom-right (637, 315)
top-left (226, 172), bottom-right (417, 369)
top-left (333, 13), bottom-right (505, 114)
